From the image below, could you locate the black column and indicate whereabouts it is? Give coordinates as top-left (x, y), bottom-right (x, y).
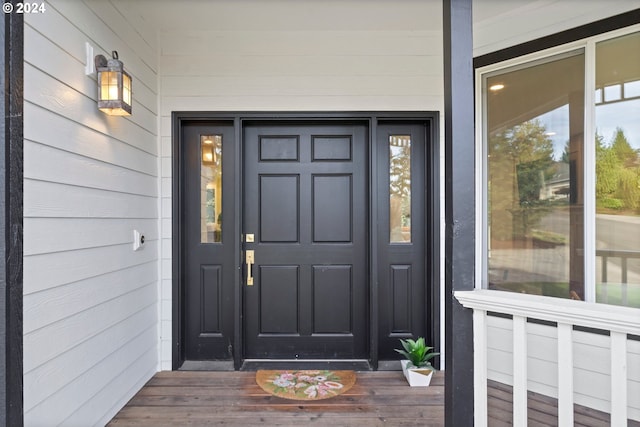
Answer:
top-left (443, 0), bottom-right (475, 426)
top-left (0, 13), bottom-right (5, 423)
top-left (1, 5), bottom-right (24, 427)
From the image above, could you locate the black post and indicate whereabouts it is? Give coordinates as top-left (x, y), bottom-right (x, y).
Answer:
top-left (1, 6), bottom-right (24, 427)
top-left (0, 13), bottom-right (5, 423)
top-left (443, 0), bottom-right (475, 426)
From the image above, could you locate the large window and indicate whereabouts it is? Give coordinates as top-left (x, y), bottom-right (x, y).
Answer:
top-left (480, 28), bottom-right (640, 308)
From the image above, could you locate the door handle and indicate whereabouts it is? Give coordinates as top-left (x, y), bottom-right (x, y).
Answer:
top-left (246, 250), bottom-right (255, 286)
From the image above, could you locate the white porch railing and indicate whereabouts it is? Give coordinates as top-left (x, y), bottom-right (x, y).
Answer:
top-left (455, 289), bottom-right (640, 427)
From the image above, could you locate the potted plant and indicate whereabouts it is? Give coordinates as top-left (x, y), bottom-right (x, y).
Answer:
top-left (395, 337), bottom-right (439, 387)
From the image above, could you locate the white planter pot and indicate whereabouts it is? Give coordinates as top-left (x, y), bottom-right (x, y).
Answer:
top-left (401, 360), bottom-right (434, 387)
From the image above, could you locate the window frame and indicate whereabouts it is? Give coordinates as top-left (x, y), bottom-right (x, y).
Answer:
top-left (475, 24), bottom-right (640, 304)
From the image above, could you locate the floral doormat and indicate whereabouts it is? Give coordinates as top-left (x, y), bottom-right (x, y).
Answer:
top-left (256, 370), bottom-right (356, 401)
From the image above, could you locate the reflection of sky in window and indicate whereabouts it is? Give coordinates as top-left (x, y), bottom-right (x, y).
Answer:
top-left (535, 105), bottom-right (569, 160)
top-left (536, 97), bottom-right (640, 158)
top-left (596, 98), bottom-right (640, 149)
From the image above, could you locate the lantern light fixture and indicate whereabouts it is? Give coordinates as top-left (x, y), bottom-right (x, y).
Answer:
top-left (94, 51), bottom-right (132, 116)
top-left (202, 143), bottom-right (216, 164)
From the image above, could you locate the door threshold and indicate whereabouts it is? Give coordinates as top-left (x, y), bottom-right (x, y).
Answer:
top-left (240, 359), bottom-right (372, 371)
top-left (179, 360), bottom-right (235, 371)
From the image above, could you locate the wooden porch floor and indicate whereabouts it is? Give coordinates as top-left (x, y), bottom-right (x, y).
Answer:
top-left (108, 371), bottom-right (445, 426)
top-left (108, 371), bottom-right (639, 426)
top-left (487, 380), bottom-right (640, 427)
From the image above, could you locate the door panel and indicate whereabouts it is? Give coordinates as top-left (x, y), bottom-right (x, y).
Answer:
top-left (313, 175), bottom-right (352, 242)
top-left (377, 123), bottom-right (428, 359)
top-left (243, 122), bottom-right (368, 359)
top-left (259, 175), bottom-right (299, 242)
top-left (259, 266), bottom-right (299, 334)
top-left (312, 265), bottom-right (353, 333)
top-left (183, 122), bottom-right (235, 360)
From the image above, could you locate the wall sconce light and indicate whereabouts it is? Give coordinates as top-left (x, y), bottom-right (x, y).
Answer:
top-left (94, 51), bottom-right (132, 116)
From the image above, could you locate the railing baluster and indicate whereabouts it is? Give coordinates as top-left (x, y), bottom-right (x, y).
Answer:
top-left (602, 255), bottom-right (608, 303)
top-left (610, 331), bottom-right (627, 426)
top-left (621, 257), bottom-right (628, 306)
top-left (473, 309), bottom-right (488, 427)
top-left (513, 315), bottom-right (528, 426)
top-left (557, 323), bottom-right (574, 425)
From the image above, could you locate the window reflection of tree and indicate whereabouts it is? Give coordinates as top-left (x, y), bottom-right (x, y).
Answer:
top-left (390, 136), bottom-right (411, 242)
top-left (596, 128), bottom-right (640, 213)
top-left (489, 119), bottom-right (557, 242)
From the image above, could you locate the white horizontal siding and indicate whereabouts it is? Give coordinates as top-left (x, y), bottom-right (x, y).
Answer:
top-left (157, 0), bottom-right (445, 370)
top-left (161, 30), bottom-right (440, 57)
top-left (162, 75), bottom-right (440, 97)
top-left (133, 0), bottom-right (440, 33)
top-left (157, 28), bottom-right (444, 115)
top-left (23, 298), bottom-right (156, 406)
top-left (25, 142), bottom-right (156, 197)
top-left (24, 217), bottom-right (157, 255)
top-left (24, 261), bottom-right (157, 333)
top-left (24, 0), bottom-right (159, 425)
top-left (473, 0), bottom-right (640, 56)
top-left (25, 308), bottom-right (157, 426)
top-left (25, 103), bottom-right (157, 176)
top-left (486, 315), bottom-right (640, 421)
top-left (24, 180), bottom-right (157, 219)
top-left (161, 54), bottom-right (442, 78)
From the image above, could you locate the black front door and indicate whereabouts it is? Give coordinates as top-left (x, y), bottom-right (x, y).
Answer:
top-left (242, 122), bottom-right (368, 359)
top-left (175, 113), bottom-right (438, 368)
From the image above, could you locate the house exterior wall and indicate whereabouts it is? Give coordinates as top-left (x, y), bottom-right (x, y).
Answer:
top-left (157, 0), bottom-right (446, 370)
top-left (16, 0), bottom-right (640, 424)
top-left (23, 0), bottom-right (159, 425)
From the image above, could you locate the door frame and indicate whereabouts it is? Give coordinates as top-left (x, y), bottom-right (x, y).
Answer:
top-left (172, 111), bottom-right (440, 370)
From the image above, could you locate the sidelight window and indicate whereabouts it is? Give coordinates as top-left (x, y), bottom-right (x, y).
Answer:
top-left (389, 135), bottom-right (412, 243)
top-left (479, 27), bottom-right (640, 307)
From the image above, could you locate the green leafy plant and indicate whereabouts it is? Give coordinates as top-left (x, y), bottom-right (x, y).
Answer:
top-left (395, 337), bottom-right (439, 368)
